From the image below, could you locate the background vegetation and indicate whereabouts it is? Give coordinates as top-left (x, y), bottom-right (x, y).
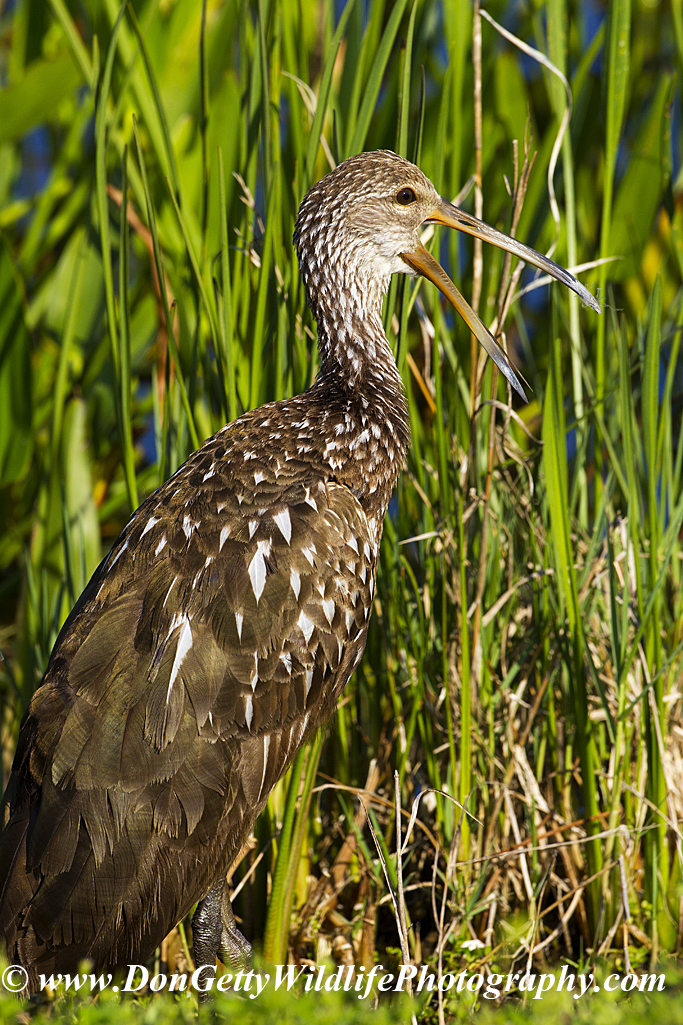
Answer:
top-left (0, 0), bottom-right (681, 1020)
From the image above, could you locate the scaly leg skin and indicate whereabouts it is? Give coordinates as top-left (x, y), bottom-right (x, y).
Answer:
top-left (192, 880), bottom-right (252, 999)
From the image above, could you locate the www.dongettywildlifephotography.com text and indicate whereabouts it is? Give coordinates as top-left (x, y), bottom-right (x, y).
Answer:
top-left (1, 962), bottom-right (667, 1000)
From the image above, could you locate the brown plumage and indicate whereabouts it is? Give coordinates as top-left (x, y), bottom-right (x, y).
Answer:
top-left (0, 151), bottom-right (598, 991)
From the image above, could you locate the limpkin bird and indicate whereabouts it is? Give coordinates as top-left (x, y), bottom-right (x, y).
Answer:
top-left (0, 151), bottom-right (598, 990)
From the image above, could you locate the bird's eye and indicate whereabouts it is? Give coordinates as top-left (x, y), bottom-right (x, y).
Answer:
top-left (395, 187), bottom-right (417, 205)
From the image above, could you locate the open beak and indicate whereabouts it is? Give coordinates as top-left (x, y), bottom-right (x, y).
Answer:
top-left (400, 199), bottom-right (600, 403)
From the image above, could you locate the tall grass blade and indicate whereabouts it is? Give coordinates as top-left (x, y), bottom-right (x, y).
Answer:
top-left (595, 0), bottom-right (631, 490)
top-left (542, 321), bottom-right (602, 929)
top-left (347, 0), bottom-right (409, 157)
top-left (304, 0), bottom-right (357, 187)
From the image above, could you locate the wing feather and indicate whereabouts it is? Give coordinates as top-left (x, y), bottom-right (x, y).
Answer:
top-left (0, 466), bottom-right (376, 978)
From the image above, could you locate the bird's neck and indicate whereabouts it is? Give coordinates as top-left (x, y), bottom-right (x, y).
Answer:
top-left (304, 281), bottom-right (410, 529)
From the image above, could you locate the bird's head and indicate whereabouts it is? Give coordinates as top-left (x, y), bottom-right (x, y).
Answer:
top-left (295, 152), bottom-right (440, 282)
top-left (294, 151), bottom-right (600, 400)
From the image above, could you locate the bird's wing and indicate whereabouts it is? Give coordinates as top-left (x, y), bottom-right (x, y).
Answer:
top-left (0, 469), bottom-right (374, 969)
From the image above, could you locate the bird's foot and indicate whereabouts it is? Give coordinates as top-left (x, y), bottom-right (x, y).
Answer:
top-left (192, 881), bottom-right (252, 1000)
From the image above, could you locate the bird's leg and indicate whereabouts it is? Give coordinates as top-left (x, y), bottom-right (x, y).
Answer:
top-left (192, 880), bottom-right (252, 996)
